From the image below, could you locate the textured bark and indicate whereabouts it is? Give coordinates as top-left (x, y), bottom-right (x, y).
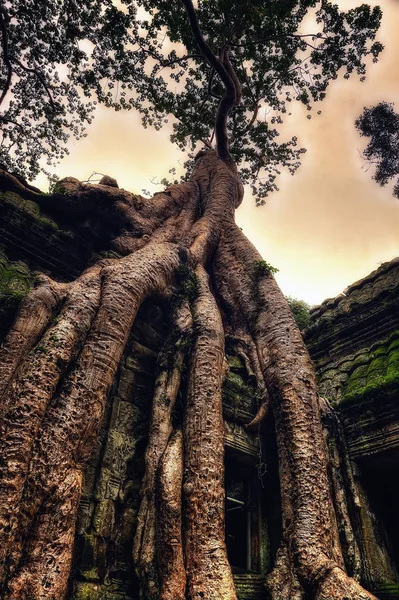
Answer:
top-left (318, 396), bottom-right (362, 580)
top-left (133, 302), bottom-right (192, 599)
top-left (0, 150), bottom-right (376, 600)
top-left (212, 224), bottom-right (377, 599)
top-left (183, 266), bottom-right (236, 600)
top-left (157, 430), bottom-right (186, 600)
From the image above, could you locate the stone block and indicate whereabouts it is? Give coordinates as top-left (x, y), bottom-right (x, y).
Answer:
top-left (101, 430), bottom-right (137, 480)
top-left (77, 534), bottom-right (107, 582)
top-left (76, 499), bottom-right (94, 535)
top-left (117, 368), bottom-right (153, 407)
top-left (125, 342), bottom-right (157, 376)
top-left (109, 398), bottom-right (141, 435)
top-left (93, 499), bottom-right (115, 538)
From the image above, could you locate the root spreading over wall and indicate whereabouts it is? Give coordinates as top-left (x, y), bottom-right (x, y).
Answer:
top-left (0, 153), bottom-right (376, 600)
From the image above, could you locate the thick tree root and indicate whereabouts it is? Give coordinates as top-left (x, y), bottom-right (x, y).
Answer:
top-left (266, 545), bottom-right (305, 600)
top-left (0, 150), bottom-right (377, 600)
top-left (157, 429), bottom-right (186, 600)
top-left (213, 224), bottom-right (376, 600)
top-left (0, 243), bottom-right (183, 598)
top-left (319, 396), bottom-right (362, 579)
top-left (0, 265), bottom-right (102, 585)
top-left (0, 275), bottom-right (68, 402)
top-left (133, 302), bottom-right (192, 598)
top-left (315, 566), bottom-right (377, 600)
top-left (183, 266), bottom-right (237, 600)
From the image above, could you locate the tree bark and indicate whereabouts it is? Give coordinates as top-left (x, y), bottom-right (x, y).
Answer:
top-left (183, 266), bottom-right (237, 600)
top-left (212, 224), bottom-right (377, 600)
top-left (0, 153), bottom-right (376, 600)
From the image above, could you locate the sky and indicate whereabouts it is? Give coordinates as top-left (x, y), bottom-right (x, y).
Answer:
top-left (34, 0), bottom-right (399, 306)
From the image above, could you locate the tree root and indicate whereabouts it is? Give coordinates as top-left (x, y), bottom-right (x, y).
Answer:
top-left (0, 150), bottom-right (378, 600)
top-left (315, 566), bottom-right (377, 600)
top-left (133, 302), bottom-right (192, 598)
top-left (0, 274), bottom-right (68, 401)
top-left (183, 266), bottom-right (237, 600)
top-left (0, 243), bottom-right (183, 598)
top-left (318, 396), bottom-right (362, 579)
top-left (213, 224), bottom-right (376, 600)
top-left (157, 430), bottom-right (185, 600)
top-left (266, 544), bottom-right (305, 600)
top-left (0, 265), bottom-right (103, 585)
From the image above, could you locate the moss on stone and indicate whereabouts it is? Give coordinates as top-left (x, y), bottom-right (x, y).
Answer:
top-left (340, 328), bottom-right (399, 407)
top-left (227, 354), bottom-right (245, 371)
top-left (71, 582), bottom-right (101, 600)
top-left (0, 190), bottom-right (59, 231)
top-left (0, 249), bottom-right (33, 338)
top-left (371, 583), bottom-right (399, 600)
top-left (388, 335), bottom-right (399, 352)
top-left (351, 352), bottom-right (370, 369)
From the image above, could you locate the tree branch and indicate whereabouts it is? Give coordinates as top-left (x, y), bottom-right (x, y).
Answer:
top-left (12, 58), bottom-right (56, 111)
top-left (0, 5), bottom-right (12, 106)
top-left (221, 46), bottom-right (241, 105)
top-left (242, 103), bottom-right (259, 134)
top-left (179, 0), bottom-right (237, 162)
top-left (159, 53), bottom-right (203, 69)
top-left (230, 32), bottom-right (329, 48)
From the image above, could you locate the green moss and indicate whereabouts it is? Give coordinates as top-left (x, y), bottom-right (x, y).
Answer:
top-left (344, 364), bottom-right (368, 399)
top-left (387, 347), bottom-right (399, 364)
top-left (37, 215), bottom-right (58, 230)
top-left (367, 356), bottom-right (388, 386)
top-left (370, 344), bottom-right (388, 359)
top-left (0, 250), bottom-right (33, 338)
top-left (351, 352), bottom-right (370, 369)
top-left (341, 328), bottom-right (399, 406)
top-left (388, 335), bottom-right (399, 352)
top-left (0, 190), bottom-right (58, 230)
top-left (387, 352), bottom-right (399, 381)
top-left (223, 371), bottom-right (255, 407)
top-left (371, 583), bottom-right (399, 600)
top-left (1, 190), bottom-right (25, 207)
top-left (71, 582), bottom-right (101, 600)
top-left (226, 354), bottom-right (245, 372)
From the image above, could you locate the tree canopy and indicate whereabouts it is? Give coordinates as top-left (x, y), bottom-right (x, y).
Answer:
top-left (356, 101), bottom-right (399, 198)
top-left (1, 0), bottom-right (383, 202)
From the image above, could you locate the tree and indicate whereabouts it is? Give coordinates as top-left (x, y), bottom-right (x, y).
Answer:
top-left (0, 1), bottom-right (383, 599)
top-left (287, 296), bottom-right (312, 331)
top-left (356, 101), bottom-right (399, 198)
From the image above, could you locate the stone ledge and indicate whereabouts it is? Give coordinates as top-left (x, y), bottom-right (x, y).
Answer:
top-left (233, 573), bottom-right (266, 600)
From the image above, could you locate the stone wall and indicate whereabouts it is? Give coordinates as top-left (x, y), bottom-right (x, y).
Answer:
top-left (305, 258), bottom-right (399, 598)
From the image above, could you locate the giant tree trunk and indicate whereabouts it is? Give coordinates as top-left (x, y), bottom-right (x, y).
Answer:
top-left (0, 153), bottom-right (376, 600)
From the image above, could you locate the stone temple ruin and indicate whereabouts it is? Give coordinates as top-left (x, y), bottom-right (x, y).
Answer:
top-left (0, 180), bottom-right (398, 600)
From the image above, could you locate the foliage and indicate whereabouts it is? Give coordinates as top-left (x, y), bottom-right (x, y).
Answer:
top-left (1, 0), bottom-right (382, 202)
top-left (356, 102), bottom-right (399, 198)
top-left (253, 259), bottom-right (279, 278)
top-left (286, 296), bottom-right (311, 331)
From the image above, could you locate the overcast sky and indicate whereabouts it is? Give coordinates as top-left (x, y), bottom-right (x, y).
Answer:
top-left (34, 0), bottom-right (399, 305)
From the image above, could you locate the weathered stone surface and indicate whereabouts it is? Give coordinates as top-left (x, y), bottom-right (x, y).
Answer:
top-left (0, 190), bottom-right (95, 281)
top-left (306, 259), bottom-right (399, 594)
top-left (0, 248), bottom-right (33, 340)
top-left (307, 260), bottom-right (399, 461)
top-left (306, 258), bottom-right (399, 365)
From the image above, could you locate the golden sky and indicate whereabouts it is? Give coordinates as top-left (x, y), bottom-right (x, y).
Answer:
top-left (35, 0), bottom-right (399, 305)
